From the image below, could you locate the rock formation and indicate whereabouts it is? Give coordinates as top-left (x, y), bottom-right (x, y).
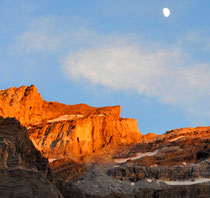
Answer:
top-left (116, 126), bottom-right (210, 166)
top-left (29, 116), bottom-right (140, 160)
top-left (0, 85), bottom-right (122, 126)
top-left (0, 85), bottom-right (141, 160)
top-left (0, 117), bottom-right (63, 198)
top-left (108, 160), bottom-right (210, 182)
top-left (0, 85), bottom-right (210, 198)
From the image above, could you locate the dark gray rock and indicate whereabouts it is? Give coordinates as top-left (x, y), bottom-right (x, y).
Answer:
top-left (108, 160), bottom-right (210, 181)
top-left (0, 117), bottom-right (63, 198)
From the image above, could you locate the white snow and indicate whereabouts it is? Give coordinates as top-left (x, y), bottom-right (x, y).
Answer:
top-left (93, 114), bottom-right (105, 117)
top-left (146, 179), bottom-right (152, 183)
top-left (160, 178), bottom-right (210, 185)
top-left (114, 149), bottom-right (159, 163)
top-left (169, 136), bottom-right (184, 142)
top-left (151, 164), bottom-right (158, 167)
top-left (49, 158), bottom-right (57, 163)
top-left (113, 165), bottom-right (119, 168)
top-left (47, 114), bottom-right (84, 123)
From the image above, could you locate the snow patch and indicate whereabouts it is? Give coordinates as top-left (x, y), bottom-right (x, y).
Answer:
top-left (49, 158), bottom-right (57, 163)
top-left (93, 114), bottom-right (105, 117)
top-left (113, 165), bottom-right (119, 168)
top-left (146, 179), bottom-right (152, 183)
top-left (151, 164), bottom-right (158, 167)
top-left (114, 149), bottom-right (159, 164)
top-left (169, 136), bottom-right (184, 142)
top-left (47, 114), bottom-right (84, 123)
top-left (160, 178), bottom-right (210, 185)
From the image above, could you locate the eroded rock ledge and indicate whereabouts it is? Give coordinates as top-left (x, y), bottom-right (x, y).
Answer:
top-left (0, 117), bottom-right (63, 198)
top-left (0, 85), bottom-right (141, 160)
top-left (0, 85), bottom-right (121, 126)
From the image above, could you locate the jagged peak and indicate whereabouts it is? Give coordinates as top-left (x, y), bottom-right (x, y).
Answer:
top-left (0, 85), bottom-right (122, 126)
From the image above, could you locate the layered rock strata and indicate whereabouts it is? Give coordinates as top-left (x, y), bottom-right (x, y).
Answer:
top-left (0, 85), bottom-right (121, 126)
top-left (1, 85), bottom-right (210, 198)
top-left (113, 126), bottom-right (210, 166)
top-left (0, 117), bottom-right (63, 198)
top-left (29, 117), bottom-right (140, 160)
top-left (0, 85), bottom-right (141, 160)
top-left (108, 160), bottom-right (210, 182)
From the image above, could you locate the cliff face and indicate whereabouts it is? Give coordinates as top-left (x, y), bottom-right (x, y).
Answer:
top-left (29, 117), bottom-right (140, 160)
top-left (0, 85), bottom-right (121, 126)
top-left (113, 126), bottom-right (210, 166)
top-left (1, 85), bottom-right (210, 198)
top-left (0, 117), bottom-right (63, 198)
top-left (0, 85), bottom-right (141, 160)
top-left (0, 85), bottom-right (45, 126)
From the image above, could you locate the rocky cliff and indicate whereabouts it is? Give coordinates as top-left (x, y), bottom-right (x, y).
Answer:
top-left (0, 85), bottom-right (141, 160)
top-left (0, 85), bottom-right (210, 198)
top-left (0, 85), bottom-right (121, 126)
top-left (116, 126), bottom-right (210, 166)
top-left (0, 117), bottom-right (63, 198)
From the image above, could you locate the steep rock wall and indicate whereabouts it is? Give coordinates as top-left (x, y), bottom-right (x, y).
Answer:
top-left (29, 116), bottom-right (141, 160)
top-left (0, 85), bottom-right (141, 160)
top-left (0, 117), bottom-right (63, 198)
top-left (0, 85), bottom-right (121, 126)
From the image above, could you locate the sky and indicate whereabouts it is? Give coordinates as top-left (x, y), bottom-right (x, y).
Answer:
top-left (0, 0), bottom-right (210, 134)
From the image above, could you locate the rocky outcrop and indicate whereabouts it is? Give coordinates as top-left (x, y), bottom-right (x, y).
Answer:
top-left (0, 85), bottom-right (141, 160)
top-left (0, 117), bottom-right (63, 198)
top-left (113, 126), bottom-right (210, 166)
top-left (56, 184), bottom-right (210, 198)
top-left (50, 158), bottom-right (86, 182)
top-left (1, 85), bottom-right (210, 198)
top-left (108, 160), bottom-right (210, 182)
top-left (29, 117), bottom-right (140, 160)
top-left (0, 85), bottom-right (121, 126)
top-left (61, 163), bottom-right (210, 198)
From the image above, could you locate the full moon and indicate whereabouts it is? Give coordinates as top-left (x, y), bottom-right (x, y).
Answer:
top-left (163, 8), bottom-right (170, 17)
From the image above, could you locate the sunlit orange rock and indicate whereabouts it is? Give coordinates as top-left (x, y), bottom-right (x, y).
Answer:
top-left (0, 85), bottom-right (120, 126)
top-left (0, 85), bottom-right (141, 160)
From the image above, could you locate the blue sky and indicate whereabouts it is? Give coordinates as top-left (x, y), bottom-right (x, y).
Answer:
top-left (0, 0), bottom-right (210, 134)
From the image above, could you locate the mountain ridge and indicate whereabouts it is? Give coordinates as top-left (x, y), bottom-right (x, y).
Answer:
top-left (0, 85), bottom-right (210, 197)
top-left (0, 85), bottom-right (141, 160)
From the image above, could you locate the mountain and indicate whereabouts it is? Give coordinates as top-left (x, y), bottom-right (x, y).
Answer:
top-left (0, 85), bottom-right (210, 198)
top-left (0, 85), bottom-right (141, 161)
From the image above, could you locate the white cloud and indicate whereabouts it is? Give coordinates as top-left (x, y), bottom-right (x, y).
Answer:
top-left (12, 16), bottom-right (210, 121)
top-left (62, 39), bottom-right (210, 119)
top-left (12, 16), bottom-right (138, 55)
top-left (185, 31), bottom-right (210, 52)
top-left (13, 17), bottom-right (63, 54)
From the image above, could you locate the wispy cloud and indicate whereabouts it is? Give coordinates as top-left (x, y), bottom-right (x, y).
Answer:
top-left (12, 16), bottom-right (210, 122)
top-left (12, 17), bottom-right (63, 54)
top-left (62, 41), bottom-right (210, 117)
top-left (12, 16), bottom-right (98, 54)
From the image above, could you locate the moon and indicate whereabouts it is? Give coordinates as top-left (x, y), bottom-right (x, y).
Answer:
top-left (163, 8), bottom-right (170, 17)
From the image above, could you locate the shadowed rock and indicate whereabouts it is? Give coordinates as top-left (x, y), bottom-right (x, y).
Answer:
top-left (0, 117), bottom-right (63, 198)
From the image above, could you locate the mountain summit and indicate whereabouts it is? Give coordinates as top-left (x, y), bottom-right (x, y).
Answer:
top-left (0, 85), bottom-right (141, 160)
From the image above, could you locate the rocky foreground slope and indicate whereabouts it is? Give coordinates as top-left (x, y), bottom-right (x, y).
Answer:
top-left (0, 85), bottom-right (210, 198)
top-left (0, 116), bottom-right (209, 198)
top-left (0, 117), bottom-right (63, 198)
